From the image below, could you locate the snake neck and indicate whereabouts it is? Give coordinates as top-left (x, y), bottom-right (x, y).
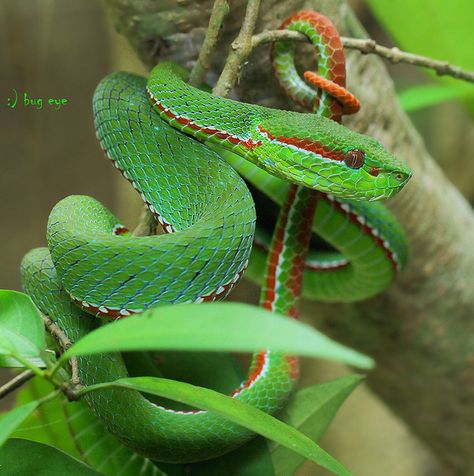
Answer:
top-left (146, 62), bottom-right (411, 200)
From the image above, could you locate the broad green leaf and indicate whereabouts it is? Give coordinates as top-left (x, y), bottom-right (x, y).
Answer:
top-left (271, 375), bottom-right (364, 475)
top-left (398, 83), bottom-right (474, 111)
top-left (366, 0), bottom-right (474, 110)
top-left (366, 0), bottom-right (474, 71)
top-left (0, 290), bottom-right (45, 366)
top-left (156, 352), bottom-right (275, 476)
top-left (61, 303), bottom-right (373, 369)
top-left (0, 438), bottom-right (102, 475)
top-left (0, 401), bottom-right (39, 446)
top-left (12, 377), bottom-right (81, 458)
top-left (64, 352), bottom-right (245, 476)
top-left (0, 350), bottom-right (55, 369)
top-left (123, 351), bottom-right (244, 410)
top-left (81, 377), bottom-right (353, 476)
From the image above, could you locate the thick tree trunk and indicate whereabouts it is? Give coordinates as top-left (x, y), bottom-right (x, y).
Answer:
top-left (104, 0), bottom-right (474, 473)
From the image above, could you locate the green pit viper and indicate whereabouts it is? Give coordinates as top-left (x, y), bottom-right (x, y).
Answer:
top-left (21, 10), bottom-right (411, 464)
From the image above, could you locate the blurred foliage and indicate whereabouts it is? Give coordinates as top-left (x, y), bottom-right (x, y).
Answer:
top-left (12, 378), bottom-right (80, 457)
top-left (366, 0), bottom-right (474, 112)
top-left (0, 439), bottom-right (102, 475)
top-left (0, 290), bottom-right (45, 368)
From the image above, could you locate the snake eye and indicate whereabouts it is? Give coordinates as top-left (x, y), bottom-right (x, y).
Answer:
top-left (344, 149), bottom-right (365, 169)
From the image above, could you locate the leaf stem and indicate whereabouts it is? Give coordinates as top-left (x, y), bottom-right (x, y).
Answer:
top-left (7, 353), bottom-right (45, 379)
top-left (37, 388), bottom-right (62, 405)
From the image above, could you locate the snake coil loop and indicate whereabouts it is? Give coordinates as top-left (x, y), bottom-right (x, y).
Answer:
top-left (272, 10), bottom-right (360, 121)
top-left (20, 9), bottom-right (410, 466)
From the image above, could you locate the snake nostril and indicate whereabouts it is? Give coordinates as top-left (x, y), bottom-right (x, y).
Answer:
top-left (368, 167), bottom-right (380, 177)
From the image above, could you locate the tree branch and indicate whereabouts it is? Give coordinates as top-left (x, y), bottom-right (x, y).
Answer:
top-left (252, 29), bottom-right (474, 84)
top-left (0, 370), bottom-right (34, 399)
top-left (213, 0), bottom-right (262, 96)
top-left (188, 0), bottom-right (230, 86)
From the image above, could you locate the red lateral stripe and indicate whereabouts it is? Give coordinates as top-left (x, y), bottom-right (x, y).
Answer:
top-left (147, 89), bottom-right (261, 150)
top-left (258, 125), bottom-right (345, 161)
top-left (253, 237), bottom-right (350, 272)
top-left (286, 355), bottom-right (299, 380)
top-left (71, 297), bottom-right (136, 320)
top-left (199, 266), bottom-right (246, 302)
top-left (112, 224), bottom-right (129, 235)
top-left (231, 351), bottom-right (268, 396)
top-left (286, 189), bottom-right (318, 319)
top-left (262, 185), bottom-right (298, 310)
top-left (304, 71), bottom-right (360, 115)
top-left (320, 193), bottom-right (399, 270)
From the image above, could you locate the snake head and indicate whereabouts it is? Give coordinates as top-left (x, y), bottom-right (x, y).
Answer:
top-left (250, 111), bottom-right (412, 201)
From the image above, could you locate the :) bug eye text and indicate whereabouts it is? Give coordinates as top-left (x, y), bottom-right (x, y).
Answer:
top-left (6, 89), bottom-right (69, 110)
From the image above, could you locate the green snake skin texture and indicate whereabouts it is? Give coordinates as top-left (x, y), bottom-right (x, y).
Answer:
top-left (147, 62), bottom-right (411, 200)
top-left (21, 11), bottom-right (411, 464)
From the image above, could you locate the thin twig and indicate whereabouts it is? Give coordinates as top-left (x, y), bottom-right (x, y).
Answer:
top-left (188, 0), bottom-right (230, 86)
top-left (213, 0), bottom-right (262, 97)
top-left (42, 314), bottom-right (80, 388)
top-left (0, 370), bottom-right (34, 399)
top-left (252, 29), bottom-right (474, 84)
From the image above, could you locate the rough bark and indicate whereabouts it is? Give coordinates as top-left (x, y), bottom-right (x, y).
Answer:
top-left (104, 0), bottom-right (474, 473)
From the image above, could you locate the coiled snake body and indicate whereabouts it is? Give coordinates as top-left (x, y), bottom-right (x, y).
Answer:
top-left (21, 11), bottom-right (411, 463)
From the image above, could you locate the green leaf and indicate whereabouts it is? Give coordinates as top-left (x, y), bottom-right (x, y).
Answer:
top-left (398, 83), bottom-right (474, 111)
top-left (0, 401), bottom-right (39, 446)
top-left (366, 0), bottom-right (474, 111)
top-left (62, 352), bottom-right (246, 476)
top-left (81, 377), bottom-right (353, 476)
top-left (366, 0), bottom-right (474, 71)
top-left (0, 290), bottom-right (45, 366)
top-left (61, 303), bottom-right (373, 369)
top-left (271, 375), bottom-right (364, 475)
top-left (152, 352), bottom-right (275, 476)
top-left (12, 377), bottom-right (81, 458)
top-left (0, 438), bottom-right (102, 475)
